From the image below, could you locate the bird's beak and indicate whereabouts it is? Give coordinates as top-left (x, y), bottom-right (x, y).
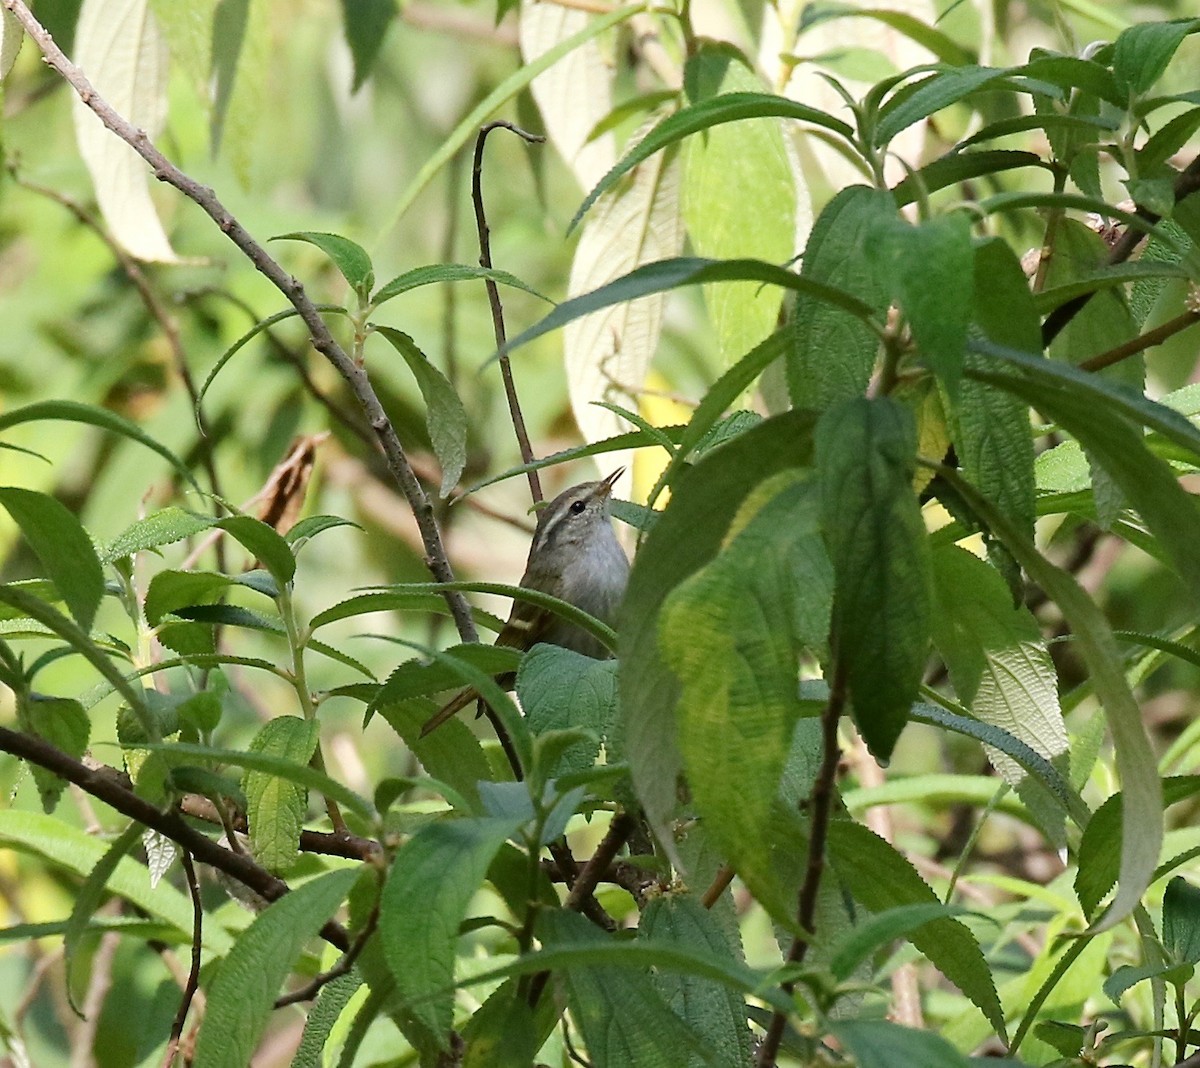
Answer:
top-left (598, 467), bottom-right (624, 497)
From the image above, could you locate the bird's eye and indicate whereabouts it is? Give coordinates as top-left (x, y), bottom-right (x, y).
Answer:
top-left (569, 500), bottom-right (587, 515)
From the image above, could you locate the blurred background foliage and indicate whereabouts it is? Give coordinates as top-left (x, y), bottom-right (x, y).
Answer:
top-left (1, 0), bottom-right (1199, 1063)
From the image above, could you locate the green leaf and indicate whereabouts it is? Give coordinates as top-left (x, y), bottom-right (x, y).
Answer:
top-left (929, 546), bottom-right (1067, 792)
top-left (217, 515), bottom-right (296, 587)
top-left (1074, 777), bottom-right (1200, 918)
top-left (955, 238), bottom-right (1038, 544)
top-left (870, 213), bottom-right (974, 393)
top-left (271, 231), bottom-right (374, 297)
top-left (0, 809), bottom-right (230, 952)
top-left (21, 696), bottom-right (90, 813)
top-left (0, 488), bottom-right (103, 633)
top-left (0, 586), bottom-right (154, 737)
top-left (339, 0), bottom-right (397, 91)
top-left (680, 44), bottom-right (797, 368)
top-left (308, 590), bottom-right (504, 634)
top-left (827, 821), bottom-right (1005, 1037)
top-left (620, 410), bottom-right (818, 840)
top-left (0, 400), bottom-right (198, 489)
top-left (817, 398), bottom-right (931, 760)
top-left (379, 817), bottom-right (521, 1047)
top-left (192, 867), bottom-right (359, 1068)
top-left (372, 700), bottom-right (493, 811)
top-left (243, 716), bottom-right (320, 874)
top-left (518, 645), bottom-right (617, 777)
top-left (1111, 19), bottom-right (1200, 97)
top-left (504, 256), bottom-right (876, 357)
top-left (891, 149), bottom-right (1050, 209)
top-left (539, 908), bottom-right (719, 1067)
top-left (133, 741), bottom-right (375, 820)
top-left (938, 468), bottom-right (1162, 932)
top-left (800, 5), bottom-right (974, 65)
top-left (1163, 876), bottom-right (1200, 965)
top-left (372, 644), bottom-right (521, 707)
top-left (831, 1019), bottom-right (972, 1068)
top-left (103, 508), bottom-right (218, 563)
top-left (573, 91), bottom-right (852, 232)
top-left (828, 902), bottom-right (981, 982)
top-left (983, 360), bottom-right (1200, 603)
top-left (378, 3), bottom-right (642, 233)
top-left (638, 895), bottom-right (753, 1068)
top-left (875, 65), bottom-right (1012, 146)
top-left (968, 339), bottom-right (1200, 462)
top-left (62, 822), bottom-right (142, 1014)
top-left (659, 474), bottom-right (831, 918)
top-left (372, 326), bottom-right (467, 496)
top-left (787, 186), bottom-right (892, 410)
top-left (291, 972), bottom-right (363, 1068)
top-left (370, 263), bottom-right (551, 309)
top-left (283, 514), bottom-right (360, 549)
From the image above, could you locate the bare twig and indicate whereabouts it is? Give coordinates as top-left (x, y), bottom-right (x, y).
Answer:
top-left (700, 863), bottom-right (736, 909)
top-left (564, 812), bottom-right (637, 917)
top-left (0, 728), bottom-right (350, 951)
top-left (472, 121), bottom-right (545, 505)
top-left (0, 0), bottom-right (477, 645)
top-left (1078, 308), bottom-right (1200, 373)
top-left (756, 666), bottom-right (847, 1068)
top-left (274, 900), bottom-right (380, 1008)
top-left (162, 853), bottom-right (203, 1068)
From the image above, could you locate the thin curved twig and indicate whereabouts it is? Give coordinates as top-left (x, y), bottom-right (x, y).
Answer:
top-left (472, 120), bottom-right (546, 505)
top-left (162, 852), bottom-right (203, 1068)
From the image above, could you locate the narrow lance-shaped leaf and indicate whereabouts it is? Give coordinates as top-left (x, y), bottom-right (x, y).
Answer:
top-left (817, 398), bottom-right (931, 759)
top-left (788, 186), bottom-right (893, 411)
top-left (938, 469), bottom-right (1162, 932)
top-left (0, 488), bottom-right (104, 633)
top-left (372, 326), bottom-right (467, 496)
top-left (379, 817), bottom-right (522, 1048)
top-left (659, 473), bottom-right (831, 918)
top-left (192, 867), bottom-right (359, 1068)
top-left (243, 716), bottom-right (320, 874)
top-left (619, 411), bottom-right (819, 845)
top-left (272, 231), bottom-right (375, 297)
top-left (870, 212), bottom-right (974, 396)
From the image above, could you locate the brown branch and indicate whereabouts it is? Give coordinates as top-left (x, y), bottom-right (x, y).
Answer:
top-left (1042, 154), bottom-right (1200, 347)
top-left (0, 0), bottom-right (477, 646)
top-left (0, 728), bottom-right (350, 951)
top-left (563, 812), bottom-right (637, 918)
top-left (756, 666), bottom-right (847, 1068)
top-left (700, 863), bottom-right (736, 909)
top-left (162, 852), bottom-right (203, 1068)
top-left (472, 121), bottom-right (545, 505)
top-left (1078, 308), bottom-right (1200, 373)
top-left (274, 899), bottom-right (379, 1008)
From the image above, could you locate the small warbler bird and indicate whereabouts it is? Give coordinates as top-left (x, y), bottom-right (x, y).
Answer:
top-left (420, 468), bottom-right (629, 736)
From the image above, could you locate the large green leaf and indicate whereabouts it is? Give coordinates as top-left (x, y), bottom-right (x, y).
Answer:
top-left (787, 187), bottom-right (893, 410)
top-left (827, 820), bottom-right (1005, 1037)
top-left (539, 909), bottom-right (717, 1067)
top-left (940, 470), bottom-right (1162, 931)
top-left (620, 411), bottom-right (818, 839)
top-left (869, 213), bottom-right (974, 394)
top-left (271, 231), bottom-right (375, 297)
top-left (572, 91), bottom-right (854, 231)
top-left (0, 810), bottom-right (230, 952)
top-left (0, 487), bottom-right (103, 633)
top-left (659, 474), bottom-right (831, 917)
top-left (379, 816), bottom-right (521, 1047)
top-left (244, 716), bottom-right (320, 874)
top-left (1111, 18), bottom-right (1200, 97)
top-left (517, 645), bottom-right (617, 776)
top-left (638, 895), bottom-right (753, 1068)
top-left (680, 45), bottom-right (796, 368)
top-left (20, 696), bottom-right (90, 813)
top-left (831, 1019), bottom-right (972, 1068)
top-left (192, 867), bottom-right (359, 1068)
top-left (503, 257), bottom-right (875, 357)
top-left (372, 326), bottom-right (467, 495)
top-left (955, 237), bottom-right (1039, 544)
top-left (817, 398), bottom-right (931, 760)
